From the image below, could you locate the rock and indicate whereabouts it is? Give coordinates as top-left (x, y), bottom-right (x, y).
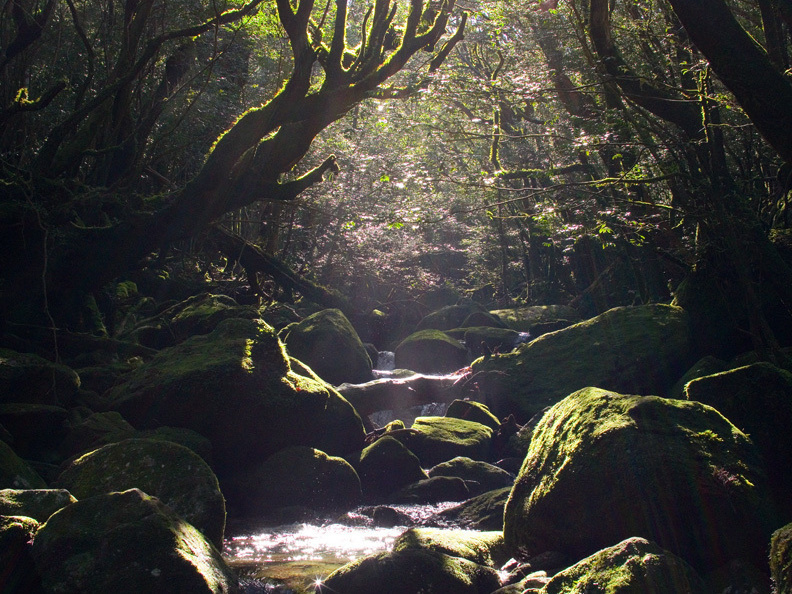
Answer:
top-left (461, 311), bottom-right (508, 328)
top-left (60, 411), bottom-right (135, 458)
top-left (472, 304), bottom-right (694, 420)
top-left (395, 527), bottom-right (510, 567)
top-left (108, 318), bottom-right (366, 475)
top-left (394, 329), bottom-right (468, 374)
top-left (430, 487), bottom-right (511, 531)
top-left (0, 488), bottom-right (76, 521)
top-left (416, 304), bottom-right (481, 332)
top-left (345, 436), bottom-right (428, 502)
top-left (0, 515), bottom-right (41, 593)
top-left (235, 446), bottom-right (361, 517)
top-left (684, 362), bottom-right (792, 519)
top-left (54, 438), bottom-right (226, 548)
top-left (392, 475), bottom-right (469, 503)
top-left (541, 537), bottom-right (706, 593)
top-left (771, 523), bottom-right (792, 594)
top-left (0, 348), bottom-right (80, 405)
top-left (370, 505), bottom-right (414, 527)
top-left (489, 305), bottom-right (580, 332)
top-left (136, 426), bottom-right (214, 463)
top-left (279, 309), bottom-right (372, 385)
top-left (389, 416), bottom-right (493, 467)
top-left (463, 327), bottom-right (520, 358)
top-left (445, 400), bottom-right (501, 430)
top-left (427, 456), bottom-right (514, 496)
top-left (417, 287), bottom-right (462, 310)
top-left (0, 403), bottom-right (69, 462)
top-left (319, 546), bottom-right (501, 594)
top-left (670, 355), bottom-right (729, 400)
top-left (32, 489), bottom-right (239, 594)
top-left (503, 387), bottom-right (778, 572)
top-left (0, 439), bottom-right (46, 489)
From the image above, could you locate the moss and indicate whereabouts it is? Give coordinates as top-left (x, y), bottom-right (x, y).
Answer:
top-left (427, 456), bottom-right (514, 495)
top-left (345, 435), bottom-right (427, 502)
top-left (0, 348), bottom-right (81, 405)
top-left (432, 486), bottom-right (511, 531)
top-left (0, 488), bottom-right (76, 522)
top-left (0, 439), bottom-right (47, 489)
top-left (393, 527), bottom-right (508, 567)
top-left (771, 523), bottom-right (792, 594)
top-left (394, 330), bottom-right (468, 374)
top-left (391, 416), bottom-right (493, 467)
top-left (445, 400), bottom-right (501, 430)
top-left (489, 305), bottom-right (580, 331)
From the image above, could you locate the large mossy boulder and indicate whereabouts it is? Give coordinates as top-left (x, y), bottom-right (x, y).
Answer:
top-left (488, 305), bottom-right (580, 332)
top-left (0, 515), bottom-right (41, 593)
top-left (392, 475), bottom-right (470, 504)
top-left (463, 326), bottom-right (520, 358)
top-left (472, 304), bottom-right (694, 420)
top-left (32, 489), bottom-right (239, 594)
top-left (503, 387), bottom-right (778, 572)
top-left (0, 348), bottom-right (80, 405)
top-left (415, 304), bottom-right (481, 332)
top-left (108, 318), bottom-right (366, 475)
top-left (395, 527), bottom-right (510, 568)
top-left (0, 488), bottom-right (76, 521)
top-left (0, 402), bottom-right (69, 462)
top-left (427, 456), bottom-right (515, 496)
top-left (540, 537), bottom-right (706, 594)
top-left (59, 411), bottom-right (136, 458)
top-left (235, 446), bottom-right (361, 517)
top-left (279, 308), bottom-right (372, 385)
top-left (771, 523), bottom-right (792, 594)
top-left (394, 330), bottom-right (468, 374)
top-left (389, 416), bottom-right (493, 468)
top-left (345, 435), bottom-right (428, 502)
top-left (0, 439), bottom-right (46, 489)
top-left (430, 486), bottom-right (511, 531)
top-left (684, 362), bottom-right (792, 519)
top-left (54, 438), bottom-right (226, 548)
top-left (445, 400), bottom-right (501, 430)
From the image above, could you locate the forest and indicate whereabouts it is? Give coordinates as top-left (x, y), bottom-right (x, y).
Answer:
top-left (2, 0), bottom-right (792, 592)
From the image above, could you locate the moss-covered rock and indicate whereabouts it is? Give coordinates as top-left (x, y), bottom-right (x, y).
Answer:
top-left (684, 362), bottom-right (792, 519)
top-left (0, 403), bottom-right (69, 462)
top-left (60, 411), bottom-right (135, 458)
top-left (430, 486), bottom-right (511, 531)
top-left (395, 527), bottom-right (510, 567)
top-left (319, 547), bottom-right (501, 594)
top-left (108, 318), bottom-right (366, 476)
top-left (0, 348), bottom-right (80, 405)
top-left (461, 310), bottom-right (508, 328)
top-left (0, 439), bottom-right (46, 489)
top-left (54, 438), bottom-right (226, 548)
top-left (32, 489), bottom-right (239, 594)
top-left (472, 304), bottom-right (694, 420)
top-left (392, 475), bottom-right (470, 504)
top-left (279, 308), bottom-right (372, 386)
top-left (464, 326), bottom-right (521, 358)
top-left (503, 387), bottom-right (778, 571)
top-left (236, 446), bottom-right (361, 517)
top-left (0, 488), bottom-right (76, 521)
top-left (445, 400), bottom-right (501, 430)
top-left (416, 304), bottom-right (481, 332)
top-left (771, 523), bottom-right (792, 594)
top-left (0, 515), bottom-right (41, 593)
top-left (669, 355), bottom-right (729, 400)
top-left (540, 537), bottom-right (706, 593)
top-left (394, 329), bottom-right (468, 374)
top-left (427, 456), bottom-right (514, 496)
top-left (345, 435), bottom-right (428, 502)
top-left (389, 416), bottom-right (493, 467)
top-left (489, 305), bottom-right (580, 332)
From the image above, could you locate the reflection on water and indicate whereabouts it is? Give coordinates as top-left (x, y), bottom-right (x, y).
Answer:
top-left (224, 503), bottom-right (457, 593)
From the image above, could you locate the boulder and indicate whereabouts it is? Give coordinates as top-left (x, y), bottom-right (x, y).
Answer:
top-left (0, 488), bottom-right (76, 521)
top-left (445, 400), bottom-right (501, 430)
top-left (32, 489), bottom-right (239, 594)
top-left (235, 446), bottom-right (361, 517)
top-left (429, 486), bottom-right (511, 531)
top-left (0, 348), bottom-right (80, 405)
top-left (0, 439), bottom-right (46, 489)
top-left (392, 475), bottom-right (470, 504)
top-left (395, 527), bottom-right (510, 567)
top-left (472, 304), bottom-right (694, 420)
top-left (0, 515), bottom-right (41, 593)
top-left (684, 362), bottom-right (792, 519)
top-left (670, 355), bottom-right (729, 400)
top-left (503, 387), bottom-right (778, 572)
top-left (541, 537), bottom-right (706, 593)
top-left (395, 329), bottom-right (468, 374)
top-left (461, 311), bottom-right (508, 328)
top-left (488, 305), bottom-right (580, 332)
top-left (771, 523), bottom-right (792, 594)
top-left (389, 416), bottom-right (493, 467)
top-left (60, 411), bottom-right (136, 458)
top-left (54, 438), bottom-right (226, 548)
top-left (416, 304), bottom-right (480, 332)
top-left (279, 308), bottom-right (372, 385)
top-left (463, 326), bottom-right (520, 358)
top-left (0, 403), bottom-right (69, 462)
top-left (345, 436), bottom-right (428, 502)
top-left (427, 456), bottom-right (515, 496)
top-left (108, 318), bottom-right (366, 475)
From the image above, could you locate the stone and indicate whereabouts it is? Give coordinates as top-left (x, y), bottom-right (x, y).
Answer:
top-left (392, 475), bottom-right (470, 504)
top-left (59, 411), bottom-right (135, 458)
top-left (464, 326), bottom-right (521, 358)
top-left (0, 515), bottom-right (41, 593)
top-left (427, 456), bottom-right (514, 496)
top-left (279, 308), bottom-right (372, 385)
top-left (670, 355), bottom-right (729, 400)
top-left (541, 537), bottom-right (706, 593)
top-left (472, 304), bottom-right (694, 420)
top-left (0, 348), bottom-right (80, 405)
top-left (389, 416), bottom-right (493, 467)
top-left (429, 487), bottom-right (511, 531)
top-left (394, 329), bottom-right (468, 374)
top-left (503, 387), bottom-right (778, 572)
top-left (108, 318), bottom-right (366, 476)
top-left (235, 446), bottom-right (361, 517)
top-left (771, 523), bottom-right (792, 594)
top-left (445, 400), bottom-right (501, 430)
top-left (54, 438), bottom-right (226, 548)
top-left (416, 304), bottom-right (481, 332)
top-left (0, 403), bottom-right (69, 462)
top-left (0, 439), bottom-right (46, 490)
top-left (0, 488), bottom-right (76, 521)
top-left (32, 489), bottom-right (239, 594)
top-left (488, 305), bottom-right (580, 332)
top-left (394, 527), bottom-right (510, 567)
top-left (461, 311), bottom-right (508, 328)
top-left (345, 435), bottom-right (428, 502)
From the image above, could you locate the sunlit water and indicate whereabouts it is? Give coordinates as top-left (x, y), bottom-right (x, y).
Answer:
top-left (224, 503), bottom-right (458, 593)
